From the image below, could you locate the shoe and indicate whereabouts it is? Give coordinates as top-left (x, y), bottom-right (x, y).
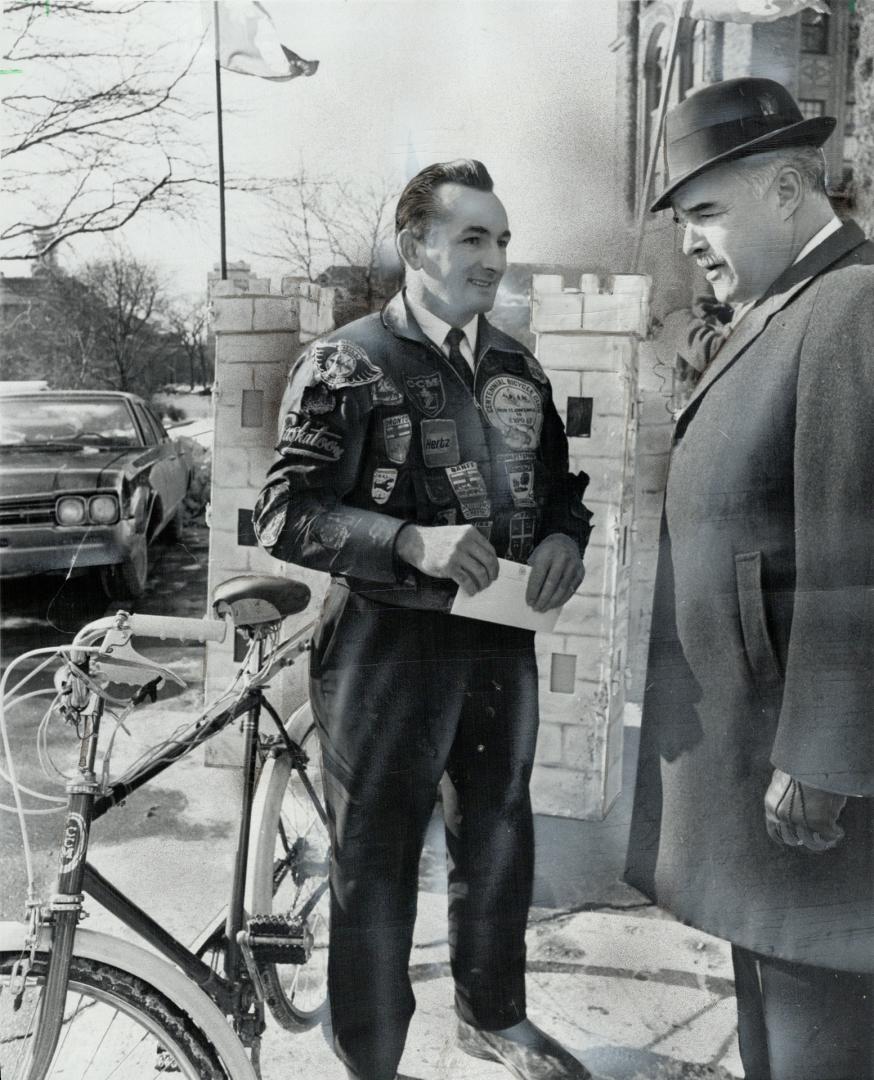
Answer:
top-left (457, 1017), bottom-right (592, 1080)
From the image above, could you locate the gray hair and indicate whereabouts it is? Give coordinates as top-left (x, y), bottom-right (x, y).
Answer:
top-left (730, 146), bottom-right (829, 198)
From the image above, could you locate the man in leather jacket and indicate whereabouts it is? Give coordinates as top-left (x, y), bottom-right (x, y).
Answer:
top-left (255, 159), bottom-right (592, 1080)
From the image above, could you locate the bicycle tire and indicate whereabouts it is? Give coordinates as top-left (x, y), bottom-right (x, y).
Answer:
top-left (0, 951), bottom-right (229, 1080)
top-left (247, 701), bottom-right (331, 1031)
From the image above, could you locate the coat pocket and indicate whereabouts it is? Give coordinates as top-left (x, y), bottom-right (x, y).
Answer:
top-left (734, 551), bottom-right (783, 694)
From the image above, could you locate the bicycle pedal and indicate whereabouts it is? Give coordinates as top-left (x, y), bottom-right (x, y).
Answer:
top-left (244, 914), bottom-right (312, 965)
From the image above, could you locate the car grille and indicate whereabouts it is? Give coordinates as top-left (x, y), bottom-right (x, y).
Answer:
top-left (0, 496), bottom-right (57, 527)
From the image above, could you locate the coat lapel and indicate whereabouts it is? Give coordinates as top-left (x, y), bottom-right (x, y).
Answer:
top-left (675, 222), bottom-right (869, 433)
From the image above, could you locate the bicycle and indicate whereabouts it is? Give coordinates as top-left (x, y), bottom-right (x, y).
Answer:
top-left (0, 573), bottom-right (331, 1079)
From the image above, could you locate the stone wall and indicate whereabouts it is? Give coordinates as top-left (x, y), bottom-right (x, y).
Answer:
top-left (530, 273), bottom-right (650, 819)
top-left (203, 277), bottom-right (334, 765)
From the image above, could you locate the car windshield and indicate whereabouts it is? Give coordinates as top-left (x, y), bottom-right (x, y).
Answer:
top-left (0, 398), bottom-right (141, 448)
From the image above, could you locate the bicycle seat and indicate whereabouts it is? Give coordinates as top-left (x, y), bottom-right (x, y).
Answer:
top-left (212, 575), bottom-right (311, 628)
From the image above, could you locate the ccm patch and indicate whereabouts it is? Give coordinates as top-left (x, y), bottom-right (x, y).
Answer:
top-left (279, 417), bottom-right (344, 462)
top-left (421, 419), bottom-right (460, 468)
top-left (481, 375), bottom-right (543, 450)
top-left (405, 372), bottom-right (445, 417)
top-left (311, 340), bottom-right (383, 390)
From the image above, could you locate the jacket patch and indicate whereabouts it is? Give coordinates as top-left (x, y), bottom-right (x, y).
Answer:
top-left (421, 419), bottom-right (460, 468)
top-left (481, 375), bottom-right (543, 450)
top-left (253, 480), bottom-right (289, 548)
top-left (525, 355), bottom-right (549, 384)
top-left (474, 520), bottom-right (493, 542)
top-left (371, 375), bottom-right (404, 406)
top-left (383, 413), bottom-right (412, 464)
top-left (371, 467), bottom-right (397, 505)
top-left (404, 372), bottom-right (445, 417)
top-left (446, 461), bottom-right (492, 521)
top-left (312, 340), bottom-right (383, 390)
top-left (313, 512), bottom-right (352, 550)
top-left (506, 510), bottom-right (538, 561)
top-left (501, 452), bottom-right (537, 508)
top-left (279, 416), bottom-right (344, 462)
top-left (434, 508), bottom-right (458, 526)
top-left (423, 473), bottom-right (454, 506)
top-left (300, 383), bottom-right (337, 416)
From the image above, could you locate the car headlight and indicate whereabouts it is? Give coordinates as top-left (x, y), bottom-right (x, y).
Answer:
top-left (88, 494), bottom-right (119, 524)
top-left (56, 496), bottom-right (87, 526)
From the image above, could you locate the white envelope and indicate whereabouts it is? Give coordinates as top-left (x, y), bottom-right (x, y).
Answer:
top-left (450, 558), bottom-right (563, 632)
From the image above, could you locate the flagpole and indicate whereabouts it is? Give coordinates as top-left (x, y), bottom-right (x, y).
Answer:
top-left (213, 1), bottom-right (228, 280)
top-left (632, 0), bottom-right (693, 273)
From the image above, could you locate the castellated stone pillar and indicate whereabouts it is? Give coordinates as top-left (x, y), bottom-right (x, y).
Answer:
top-left (204, 275), bottom-right (334, 765)
top-left (530, 273), bottom-right (650, 820)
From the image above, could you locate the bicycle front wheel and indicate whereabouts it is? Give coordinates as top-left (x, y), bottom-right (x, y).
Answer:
top-left (248, 702), bottom-right (331, 1030)
top-left (0, 951), bottom-right (229, 1080)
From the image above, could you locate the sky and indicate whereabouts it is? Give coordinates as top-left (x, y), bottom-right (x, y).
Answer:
top-left (3, 0), bottom-right (627, 302)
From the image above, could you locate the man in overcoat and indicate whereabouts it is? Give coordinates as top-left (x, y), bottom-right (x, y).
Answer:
top-left (255, 160), bottom-right (593, 1080)
top-left (625, 78), bottom-right (874, 1079)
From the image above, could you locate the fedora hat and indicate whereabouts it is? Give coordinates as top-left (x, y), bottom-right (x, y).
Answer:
top-left (650, 77), bottom-right (835, 212)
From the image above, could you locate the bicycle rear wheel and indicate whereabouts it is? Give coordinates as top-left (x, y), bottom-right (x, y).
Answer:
top-left (0, 951), bottom-right (229, 1080)
top-left (248, 702), bottom-right (331, 1030)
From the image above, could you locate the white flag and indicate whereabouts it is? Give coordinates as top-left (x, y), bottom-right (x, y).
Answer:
top-left (684, 0), bottom-right (830, 22)
top-left (213, 2), bottom-right (318, 81)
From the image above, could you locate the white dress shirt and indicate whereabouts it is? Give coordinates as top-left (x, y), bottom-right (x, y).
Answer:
top-left (405, 294), bottom-right (478, 371)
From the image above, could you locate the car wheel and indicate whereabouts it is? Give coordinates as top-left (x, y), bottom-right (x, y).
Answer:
top-left (98, 537), bottom-right (149, 601)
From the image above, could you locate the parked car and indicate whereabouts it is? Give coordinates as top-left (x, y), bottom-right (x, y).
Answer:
top-left (0, 389), bottom-right (192, 599)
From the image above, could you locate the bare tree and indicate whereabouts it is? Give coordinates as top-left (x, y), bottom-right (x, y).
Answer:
top-left (2, 0), bottom-right (211, 261)
top-left (252, 166), bottom-right (401, 320)
top-left (167, 302), bottom-right (213, 390)
top-left (1, 253), bottom-right (173, 394)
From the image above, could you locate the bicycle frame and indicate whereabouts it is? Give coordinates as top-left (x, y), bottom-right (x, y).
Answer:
top-left (23, 616), bottom-right (319, 1075)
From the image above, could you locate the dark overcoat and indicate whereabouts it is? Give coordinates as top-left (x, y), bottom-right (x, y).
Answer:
top-left (626, 222), bottom-right (874, 973)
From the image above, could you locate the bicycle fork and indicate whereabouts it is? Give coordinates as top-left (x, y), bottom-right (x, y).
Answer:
top-left (23, 686), bottom-right (104, 1080)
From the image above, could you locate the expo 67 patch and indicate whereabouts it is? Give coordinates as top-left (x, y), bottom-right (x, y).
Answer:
top-left (481, 375), bottom-right (543, 450)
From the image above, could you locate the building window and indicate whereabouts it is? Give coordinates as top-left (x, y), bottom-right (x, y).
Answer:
top-left (798, 98), bottom-right (826, 119)
top-left (800, 10), bottom-right (829, 54)
top-left (689, 20), bottom-right (707, 93)
top-left (643, 25), bottom-right (668, 198)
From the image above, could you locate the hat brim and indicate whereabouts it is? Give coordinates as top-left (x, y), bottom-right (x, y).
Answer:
top-left (649, 115), bottom-right (836, 213)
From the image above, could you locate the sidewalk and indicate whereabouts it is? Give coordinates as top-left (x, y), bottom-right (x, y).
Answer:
top-left (82, 695), bottom-right (741, 1080)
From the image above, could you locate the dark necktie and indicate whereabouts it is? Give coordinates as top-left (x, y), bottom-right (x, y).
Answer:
top-left (444, 327), bottom-right (474, 391)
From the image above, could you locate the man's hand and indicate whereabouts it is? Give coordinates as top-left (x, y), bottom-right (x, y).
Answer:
top-left (764, 768), bottom-right (847, 853)
top-left (395, 524), bottom-right (499, 595)
top-left (525, 534), bottom-right (584, 613)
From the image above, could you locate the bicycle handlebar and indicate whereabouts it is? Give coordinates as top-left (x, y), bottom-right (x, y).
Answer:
top-left (126, 614), bottom-right (228, 644)
top-left (73, 613), bottom-right (229, 646)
